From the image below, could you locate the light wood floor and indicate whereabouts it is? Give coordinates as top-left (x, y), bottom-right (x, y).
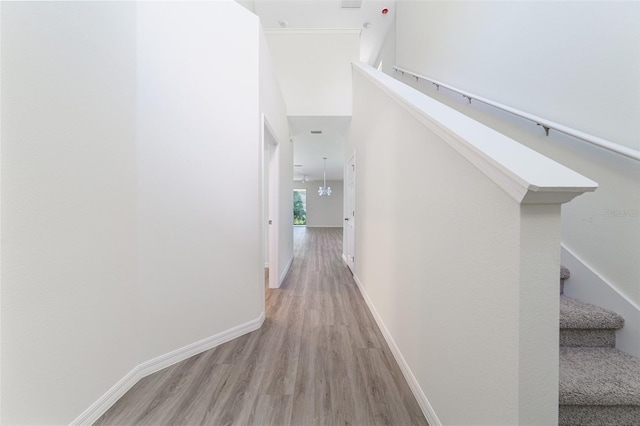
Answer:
top-left (96, 227), bottom-right (428, 425)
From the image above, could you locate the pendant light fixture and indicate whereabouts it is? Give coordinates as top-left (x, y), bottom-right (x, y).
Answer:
top-left (318, 157), bottom-right (332, 196)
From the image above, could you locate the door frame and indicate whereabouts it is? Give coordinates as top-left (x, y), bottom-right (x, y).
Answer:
top-left (344, 151), bottom-right (356, 272)
top-left (262, 115), bottom-right (280, 289)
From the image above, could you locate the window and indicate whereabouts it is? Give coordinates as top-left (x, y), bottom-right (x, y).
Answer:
top-left (293, 189), bottom-right (307, 225)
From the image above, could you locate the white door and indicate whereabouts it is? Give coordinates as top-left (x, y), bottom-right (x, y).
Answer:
top-left (345, 153), bottom-right (356, 272)
top-left (263, 119), bottom-right (280, 289)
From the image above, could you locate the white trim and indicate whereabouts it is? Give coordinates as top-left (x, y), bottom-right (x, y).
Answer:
top-left (352, 62), bottom-right (597, 205)
top-left (561, 244), bottom-right (640, 312)
top-left (279, 254), bottom-right (293, 286)
top-left (352, 274), bottom-right (442, 426)
top-left (69, 366), bottom-right (140, 426)
top-left (71, 312), bottom-right (265, 426)
top-left (342, 253), bottom-right (348, 264)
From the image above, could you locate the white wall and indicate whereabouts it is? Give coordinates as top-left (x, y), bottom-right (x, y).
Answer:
top-left (1, 1), bottom-right (278, 423)
top-left (374, 15), bottom-right (396, 76)
top-left (294, 180), bottom-right (344, 228)
top-left (1, 3), bottom-right (138, 423)
top-left (265, 29), bottom-right (360, 116)
top-left (260, 29), bottom-right (294, 284)
top-left (347, 64), bottom-right (594, 425)
top-left (397, 1), bottom-right (640, 150)
top-left (136, 1), bottom-right (263, 362)
top-left (395, 1), bottom-right (640, 307)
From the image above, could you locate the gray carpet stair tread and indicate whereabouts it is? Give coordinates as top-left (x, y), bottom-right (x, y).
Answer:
top-left (560, 265), bottom-right (571, 281)
top-left (560, 296), bottom-right (625, 330)
top-left (560, 347), bottom-right (640, 406)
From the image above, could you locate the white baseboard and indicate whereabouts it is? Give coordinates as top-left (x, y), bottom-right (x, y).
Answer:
top-left (561, 244), bottom-right (640, 358)
top-left (279, 254), bottom-right (293, 285)
top-left (70, 365), bottom-right (141, 426)
top-left (352, 274), bottom-right (441, 426)
top-left (71, 311), bottom-right (265, 425)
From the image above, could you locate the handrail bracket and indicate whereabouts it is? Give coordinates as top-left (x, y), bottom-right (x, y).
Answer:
top-left (537, 123), bottom-right (551, 137)
top-left (391, 65), bottom-right (640, 162)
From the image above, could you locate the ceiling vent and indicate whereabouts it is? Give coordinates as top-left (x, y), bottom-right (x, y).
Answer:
top-left (341, 0), bottom-right (362, 9)
top-left (310, 130), bottom-right (323, 134)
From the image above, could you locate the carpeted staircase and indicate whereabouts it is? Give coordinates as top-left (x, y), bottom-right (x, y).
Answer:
top-left (559, 267), bottom-right (640, 425)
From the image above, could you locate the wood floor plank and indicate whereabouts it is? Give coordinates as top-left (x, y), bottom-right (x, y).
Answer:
top-left (327, 325), bottom-right (376, 426)
top-left (246, 394), bottom-right (293, 426)
top-left (95, 227), bottom-right (428, 426)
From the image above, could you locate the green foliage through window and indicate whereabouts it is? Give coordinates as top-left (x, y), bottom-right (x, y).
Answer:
top-left (293, 190), bottom-right (306, 225)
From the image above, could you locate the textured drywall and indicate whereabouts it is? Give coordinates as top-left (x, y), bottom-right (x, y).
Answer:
top-left (396, 1), bottom-right (639, 150)
top-left (260, 28), bottom-right (294, 285)
top-left (265, 29), bottom-right (360, 116)
top-left (136, 1), bottom-right (263, 362)
top-left (1, 2), bottom-right (285, 423)
top-left (1, 3), bottom-right (138, 423)
top-left (395, 1), bottom-right (640, 306)
top-left (346, 64), bottom-right (568, 424)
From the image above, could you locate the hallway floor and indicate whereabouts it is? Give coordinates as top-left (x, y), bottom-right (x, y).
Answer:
top-left (96, 227), bottom-right (427, 425)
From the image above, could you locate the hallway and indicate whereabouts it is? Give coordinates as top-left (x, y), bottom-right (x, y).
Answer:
top-left (96, 227), bottom-right (427, 425)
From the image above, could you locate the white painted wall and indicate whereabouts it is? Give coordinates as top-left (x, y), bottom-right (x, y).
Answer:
top-left (294, 181), bottom-right (344, 228)
top-left (136, 1), bottom-right (263, 362)
top-left (1, 3), bottom-right (138, 423)
top-left (347, 64), bottom-right (595, 425)
top-left (1, 1), bottom-right (285, 423)
top-left (265, 29), bottom-right (360, 116)
top-left (396, 1), bottom-right (640, 151)
top-left (260, 29), bottom-right (294, 285)
top-left (374, 15), bottom-right (396, 76)
top-left (395, 1), bottom-right (640, 309)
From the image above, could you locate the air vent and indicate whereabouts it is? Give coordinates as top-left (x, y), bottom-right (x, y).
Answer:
top-left (341, 0), bottom-right (362, 8)
top-left (294, 164), bottom-right (303, 168)
top-left (310, 130), bottom-right (322, 134)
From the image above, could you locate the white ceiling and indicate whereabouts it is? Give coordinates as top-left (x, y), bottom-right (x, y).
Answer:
top-left (245, 0), bottom-right (397, 182)
top-left (290, 116), bottom-right (351, 181)
top-left (254, 0), bottom-right (396, 64)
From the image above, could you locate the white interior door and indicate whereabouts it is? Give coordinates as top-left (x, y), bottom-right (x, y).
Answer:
top-left (263, 118), bottom-right (280, 289)
top-left (268, 143), bottom-right (279, 289)
top-left (345, 153), bottom-right (356, 272)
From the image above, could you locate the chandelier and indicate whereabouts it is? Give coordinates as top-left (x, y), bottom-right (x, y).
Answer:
top-left (318, 157), bottom-right (332, 196)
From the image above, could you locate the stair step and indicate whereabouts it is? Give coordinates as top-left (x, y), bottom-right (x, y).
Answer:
top-left (560, 296), bottom-right (625, 330)
top-left (560, 296), bottom-right (625, 348)
top-left (559, 405), bottom-right (640, 426)
top-left (560, 347), bottom-right (640, 405)
top-left (559, 347), bottom-right (640, 425)
top-left (560, 265), bottom-right (570, 295)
